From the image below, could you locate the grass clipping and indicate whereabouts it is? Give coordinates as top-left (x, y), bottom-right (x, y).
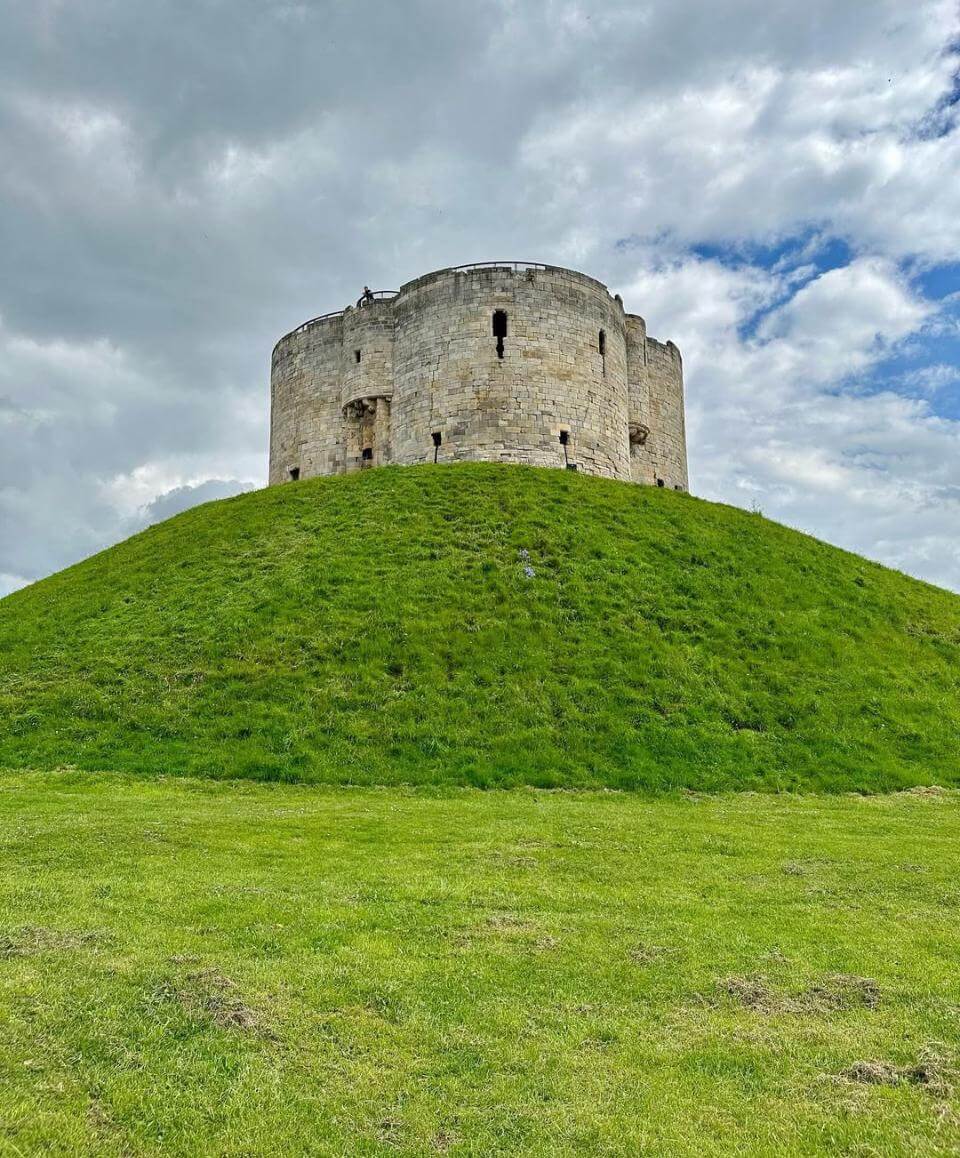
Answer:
top-left (843, 1045), bottom-right (956, 1098)
top-left (718, 972), bottom-right (881, 1014)
top-left (152, 966), bottom-right (265, 1035)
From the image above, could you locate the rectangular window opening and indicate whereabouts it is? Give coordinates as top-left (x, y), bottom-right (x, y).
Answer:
top-left (432, 430), bottom-right (442, 463)
top-left (493, 310), bottom-right (507, 359)
top-left (354, 349), bottom-right (361, 363)
top-left (288, 467), bottom-right (300, 481)
top-left (361, 447), bottom-right (373, 461)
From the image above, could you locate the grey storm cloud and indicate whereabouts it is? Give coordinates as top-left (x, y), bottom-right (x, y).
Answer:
top-left (1, 0), bottom-right (959, 597)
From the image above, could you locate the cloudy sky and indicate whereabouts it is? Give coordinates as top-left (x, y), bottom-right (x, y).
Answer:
top-left (1, 0), bottom-right (959, 595)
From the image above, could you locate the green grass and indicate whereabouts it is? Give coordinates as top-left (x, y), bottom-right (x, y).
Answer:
top-left (1, 464), bottom-right (958, 791)
top-left (3, 467), bottom-right (959, 1150)
top-left (0, 771), bottom-right (958, 1155)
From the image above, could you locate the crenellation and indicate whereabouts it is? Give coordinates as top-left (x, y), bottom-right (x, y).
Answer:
top-left (269, 263), bottom-right (688, 490)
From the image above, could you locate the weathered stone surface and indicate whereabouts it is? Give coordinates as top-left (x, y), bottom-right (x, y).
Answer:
top-left (269, 263), bottom-right (688, 489)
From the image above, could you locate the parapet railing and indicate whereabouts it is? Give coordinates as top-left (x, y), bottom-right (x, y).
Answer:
top-left (444, 261), bottom-right (551, 273)
top-left (279, 265), bottom-right (568, 344)
top-left (282, 291), bottom-right (398, 339)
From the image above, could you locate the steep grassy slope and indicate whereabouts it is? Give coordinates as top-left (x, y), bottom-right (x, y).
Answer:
top-left (1, 464), bottom-right (958, 790)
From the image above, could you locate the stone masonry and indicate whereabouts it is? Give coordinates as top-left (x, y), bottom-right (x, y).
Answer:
top-left (269, 263), bottom-right (687, 489)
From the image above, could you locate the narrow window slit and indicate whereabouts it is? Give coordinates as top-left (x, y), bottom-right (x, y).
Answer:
top-left (492, 310), bottom-right (507, 359)
top-left (599, 329), bottom-right (606, 376)
top-left (354, 349), bottom-right (362, 363)
top-left (432, 431), bottom-right (442, 463)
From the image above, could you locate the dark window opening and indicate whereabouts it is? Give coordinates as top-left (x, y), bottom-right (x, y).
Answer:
top-left (354, 349), bottom-right (361, 363)
top-left (289, 467), bottom-right (300, 481)
top-left (598, 330), bottom-right (606, 355)
top-left (493, 310), bottom-right (507, 359)
top-left (432, 430), bottom-right (442, 463)
top-left (656, 478), bottom-right (665, 487)
top-left (566, 463), bottom-right (579, 471)
top-left (361, 447), bottom-right (373, 461)
top-left (559, 429), bottom-right (571, 467)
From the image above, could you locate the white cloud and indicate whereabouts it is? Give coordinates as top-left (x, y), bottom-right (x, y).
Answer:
top-left (756, 258), bottom-right (931, 381)
top-left (102, 456), bottom-right (260, 519)
top-left (624, 252), bottom-right (960, 588)
top-left (902, 363), bottom-right (960, 394)
top-left (0, 0), bottom-right (958, 592)
top-left (517, 4), bottom-right (960, 263)
top-left (0, 315), bottom-right (261, 580)
top-left (0, 573), bottom-right (30, 598)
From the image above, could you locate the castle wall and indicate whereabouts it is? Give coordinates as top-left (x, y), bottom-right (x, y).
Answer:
top-left (269, 264), bottom-right (688, 490)
top-left (624, 313), bottom-right (653, 485)
top-left (643, 338), bottom-right (687, 490)
top-left (390, 266), bottom-right (630, 479)
top-left (269, 316), bottom-right (343, 484)
top-left (340, 301), bottom-right (395, 410)
top-left (340, 301), bottom-right (395, 471)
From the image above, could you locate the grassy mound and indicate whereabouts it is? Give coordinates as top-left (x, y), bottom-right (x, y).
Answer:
top-left (0, 463), bottom-right (958, 790)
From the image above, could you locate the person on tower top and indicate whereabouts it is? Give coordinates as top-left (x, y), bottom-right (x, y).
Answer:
top-left (359, 285), bottom-right (375, 306)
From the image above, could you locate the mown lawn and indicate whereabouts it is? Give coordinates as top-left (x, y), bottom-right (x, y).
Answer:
top-left (1, 772), bottom-right (958, 1155)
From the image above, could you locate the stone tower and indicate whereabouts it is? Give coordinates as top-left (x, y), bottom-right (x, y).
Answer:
top-left (269, 262), bottom-right (687, 489)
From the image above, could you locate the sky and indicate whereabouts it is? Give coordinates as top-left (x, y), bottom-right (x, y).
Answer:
top-left (1, 0), bottom-right (959, 595)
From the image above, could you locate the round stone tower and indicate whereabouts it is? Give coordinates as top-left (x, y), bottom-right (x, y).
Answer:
top-left (269, 262), bottom-right (687, 489)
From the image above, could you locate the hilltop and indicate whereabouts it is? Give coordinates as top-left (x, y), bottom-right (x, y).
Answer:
top-left (1, 463), bottom-right (958, 791)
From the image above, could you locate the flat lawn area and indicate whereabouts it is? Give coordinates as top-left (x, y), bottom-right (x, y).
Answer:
top-left (1, 774), bottom-right (959, 1156)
